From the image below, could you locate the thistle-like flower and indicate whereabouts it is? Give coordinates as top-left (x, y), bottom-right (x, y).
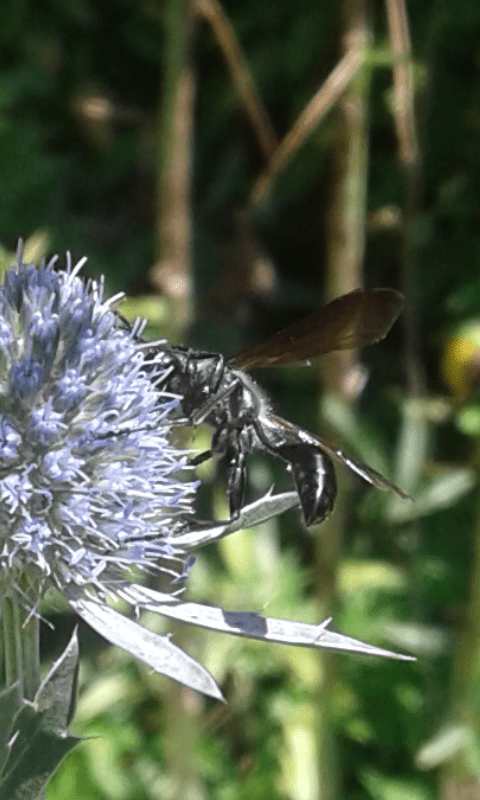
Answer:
top-left (0, 244), bottom-right (413, 705)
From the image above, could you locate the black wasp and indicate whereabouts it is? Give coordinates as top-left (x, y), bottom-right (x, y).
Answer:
top-left (134, 289), bottom-right (408, 526)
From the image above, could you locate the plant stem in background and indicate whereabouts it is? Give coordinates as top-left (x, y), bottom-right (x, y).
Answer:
top-left (154, 1), bottom-right (201, 793)
top-left (153, 0), bottom-right (195, 334)
top-left (196, 0), bottom-right (277, 161)
top-left (315, 3), bottom-right (371, 799)
top-left (440, 485), bottom-right (480, 796)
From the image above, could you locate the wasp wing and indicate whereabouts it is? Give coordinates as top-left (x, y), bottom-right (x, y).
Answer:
top-left (263, 413), bottom-right (410, 499)
top-left (314, 437), bottom-right (410, 498)
top-left (230, 288), bottom-right (403, 370)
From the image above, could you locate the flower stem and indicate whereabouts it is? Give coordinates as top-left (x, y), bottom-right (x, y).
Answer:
top-left (2, 591), bottom-right (41, 701)
top-left (2, 596), bottom-right (23, 690)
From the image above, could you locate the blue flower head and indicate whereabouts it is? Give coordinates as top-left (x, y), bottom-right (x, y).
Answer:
top-left (0, 243), bottom-right (197, 605)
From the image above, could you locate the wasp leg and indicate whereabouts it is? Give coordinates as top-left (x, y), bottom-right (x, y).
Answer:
top-left (226, 444), bottom-right (247, 521)
top-left (183, 352), bottom-right (226, 393)
top-left (189, 449), bottom-right (213, 467)
top-left (189, 445), bottom-right (244, 523)
top-left (190, 377), bottom-right (241, 426)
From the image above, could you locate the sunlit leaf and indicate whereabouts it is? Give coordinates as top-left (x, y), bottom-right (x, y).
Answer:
top-left (387, 468), bottom-right (476, 522)
top-left (416, 724), bottom-right (470, 769)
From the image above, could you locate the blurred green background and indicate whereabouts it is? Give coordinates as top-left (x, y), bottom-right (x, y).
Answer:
top-left (4, 0), bottom-right (480, 797)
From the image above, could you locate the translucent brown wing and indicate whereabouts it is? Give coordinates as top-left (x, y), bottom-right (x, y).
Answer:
top-left (265, 413), bottom-right (410, 499)
top-left (230, 288), bottom-right (403, 370)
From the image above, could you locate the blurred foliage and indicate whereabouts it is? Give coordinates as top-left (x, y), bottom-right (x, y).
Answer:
top-left (3, 0), bottom-right (480, 798)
